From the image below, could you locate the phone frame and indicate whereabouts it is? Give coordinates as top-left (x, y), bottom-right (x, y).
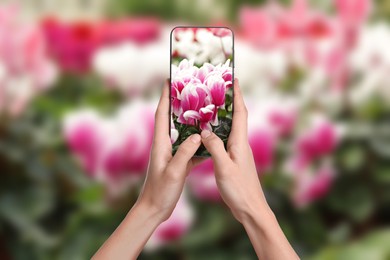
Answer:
top-left (169, 26), bottom-right (235, 157)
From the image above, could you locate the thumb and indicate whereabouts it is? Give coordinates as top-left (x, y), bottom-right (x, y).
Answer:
top-left (168, 134), bottom-right (202, 173)
top-left (201, 130), bottom-right (230, 165)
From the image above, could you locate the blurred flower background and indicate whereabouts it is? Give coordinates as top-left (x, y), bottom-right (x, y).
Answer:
top-left (0, 0), bottom-right (389, 259)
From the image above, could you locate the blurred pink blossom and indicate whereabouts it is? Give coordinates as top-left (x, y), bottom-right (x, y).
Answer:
top-left (41, 17), bottom-right (161, 73)
top-left (294, 118), bottom-right (340, 164)
top-left (41, 18), bottom-right (101, 73)
top-left (146, 194), bottom-right (194, 249)
top-left (64, 101), bottom-right (155, 193)
top-left (285, 116), bottom-right (342, 207)
top-left (268, 109), bottom-right (297, 137)
top-left (293, 166), bottom-right (335, 208)
top-left (0, 5), bottom-right (57, 116)
top-left (247, 98), bottom-right (299, 173)
top-left (249, 129), bottom-right (275, 173)
top-left (239, 0), bottom-right (371, 91)
top-left (188, 159), bottom-right (221, 202)
top-left (240, 0), bottom-right (334, 48)
top-left (64, 111), bottom-right (104, 176)
top-left (336, 0), bottom-right (371, 27)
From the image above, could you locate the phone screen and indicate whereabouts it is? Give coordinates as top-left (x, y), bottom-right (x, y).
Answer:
top-left (170, 27), bottom-right (234, 156)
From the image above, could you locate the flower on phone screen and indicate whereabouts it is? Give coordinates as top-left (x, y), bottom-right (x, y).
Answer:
top-left (171, 59), bottom-right (232, 131)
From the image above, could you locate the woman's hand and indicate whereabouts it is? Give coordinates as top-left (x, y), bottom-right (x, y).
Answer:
top-left (200, 79), bottom-right (268, 222)
top-left (136, 79), bottom-right (203, 221)
top-left (93, 81), bottom-right (203, 260)
top-left (201, 79), bottom-right (299, 260)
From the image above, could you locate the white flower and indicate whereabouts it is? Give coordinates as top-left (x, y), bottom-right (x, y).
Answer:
top-left (172, 28), bottom-right (232, 65)
top-left (93, 29), bottom-right (170, 96)
top-left (349, 23), bottom-right (390, 104)
top-left (235, 40), bottom-right (288, 97)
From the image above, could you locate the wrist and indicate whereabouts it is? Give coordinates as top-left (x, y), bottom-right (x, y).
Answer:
top-left (131, 200), bottom-right (168, 226)
top-left (238, 200), bottom-right (276, 231)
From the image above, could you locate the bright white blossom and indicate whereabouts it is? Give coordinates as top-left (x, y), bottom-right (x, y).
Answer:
top-left (349, 23), bottom-right (390, 105)
top-left (93, 27), bottom-right (170, 96)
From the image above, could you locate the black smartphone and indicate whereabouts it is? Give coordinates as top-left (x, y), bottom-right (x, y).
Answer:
top-left (170, 26), bottom-right (234, 157)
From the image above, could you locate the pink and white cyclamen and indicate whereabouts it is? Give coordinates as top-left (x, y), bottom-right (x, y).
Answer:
top-left (171, 59), bottom-right (232, 132)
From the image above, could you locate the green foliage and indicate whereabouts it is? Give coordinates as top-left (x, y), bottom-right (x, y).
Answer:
top-left (107, 0), bottom-right (266, 24)
top-left (309, 229), bottom-right (390, 260)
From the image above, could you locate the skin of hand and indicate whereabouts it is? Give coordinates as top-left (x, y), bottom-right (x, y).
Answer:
top-left (92, 80), bottom-right (204, 260)
top-left (201, 79), bottom-right (300, 260)
top-left (136, 79), bottom-right (205, 221)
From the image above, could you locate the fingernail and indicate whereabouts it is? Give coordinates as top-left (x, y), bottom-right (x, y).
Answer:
top-left (201, 130), bottom-right (211, 139)
top-left (190, 134), bottom-right (201, 143)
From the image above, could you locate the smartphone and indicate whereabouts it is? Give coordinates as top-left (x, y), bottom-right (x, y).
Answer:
top-left (170, 26), bottom-right (234, 157)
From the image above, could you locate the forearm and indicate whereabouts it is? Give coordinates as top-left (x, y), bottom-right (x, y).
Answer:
top-left (92, 202), bottom-right (164, 260)
top-left (241, 203), bottom-right (299, 260)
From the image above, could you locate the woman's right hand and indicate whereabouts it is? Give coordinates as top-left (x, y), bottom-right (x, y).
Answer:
top-left (201, 79), bottom-right (299, 260)
top-left (200, 79), bottom-right (270, 223)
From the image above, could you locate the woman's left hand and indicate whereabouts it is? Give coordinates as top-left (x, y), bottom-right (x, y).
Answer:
top-left (136, 80), bottom-right (203, 221)
top-left (92, 80), bottom-right (203, 260)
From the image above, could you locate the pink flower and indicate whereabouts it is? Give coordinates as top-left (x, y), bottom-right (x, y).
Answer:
top-left (64, 111), bottom-right (103, 176)
top-left (102, 120), bottom-right (153, 181)
top-left (182, 104), bottom-right (217, 132)
top-left (98, 18), bottom-right (160, 45)
top-left (41, 18), bottom-right (101, 73)
top-left (336, 0), bottom-right (371, 26)
top-left (64, 101), bottom-right (155, 193)
top-left (293, 166), bottom-right (335, 208)
top-left (175, 78), bottom-right (220, 131)
top-left (210, 28), bottom-right (232, 37)
top-left (335, 0), bottom-right (371, 50)
top-left (146, 194), bottom-right (194, 250)
top-left (171, 58), bottom-right (232, 131)
top-left (249, 129), bottom-right (275, 172)
top-left (171, 59), bottom-right (200, 116)
top-left (41, 17), bottom-right (161, 73)
top-left (284, 116), bottom-right (342, 207)
top-left (178, 81), bottom-right (208, 125)
top-left (206, 75), bottom-right (226, 107)
top-left (268, 109), bottom-right (297, 137)
top-left (240, 6), bottom-right (277, 48)
top-left (296, 120), bottom-right (339, 162)
top-left (0, 5), bottom-right (57, 116)
top-left (188, 159), bottom-right (221, 202)
top-left (240, 1), bottom-right (334, 48)
top-left (196, 63), bottom-right (215, 83)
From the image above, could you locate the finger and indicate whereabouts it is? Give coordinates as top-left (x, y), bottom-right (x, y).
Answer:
top-left (229, 78), bottom-right (248, 145)
top-left (201, 130), bottom-right (230, 166)
top-left (153, 80), bottom-right (170, 147)
top-left (166, 134), bottom-right (202, 175)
